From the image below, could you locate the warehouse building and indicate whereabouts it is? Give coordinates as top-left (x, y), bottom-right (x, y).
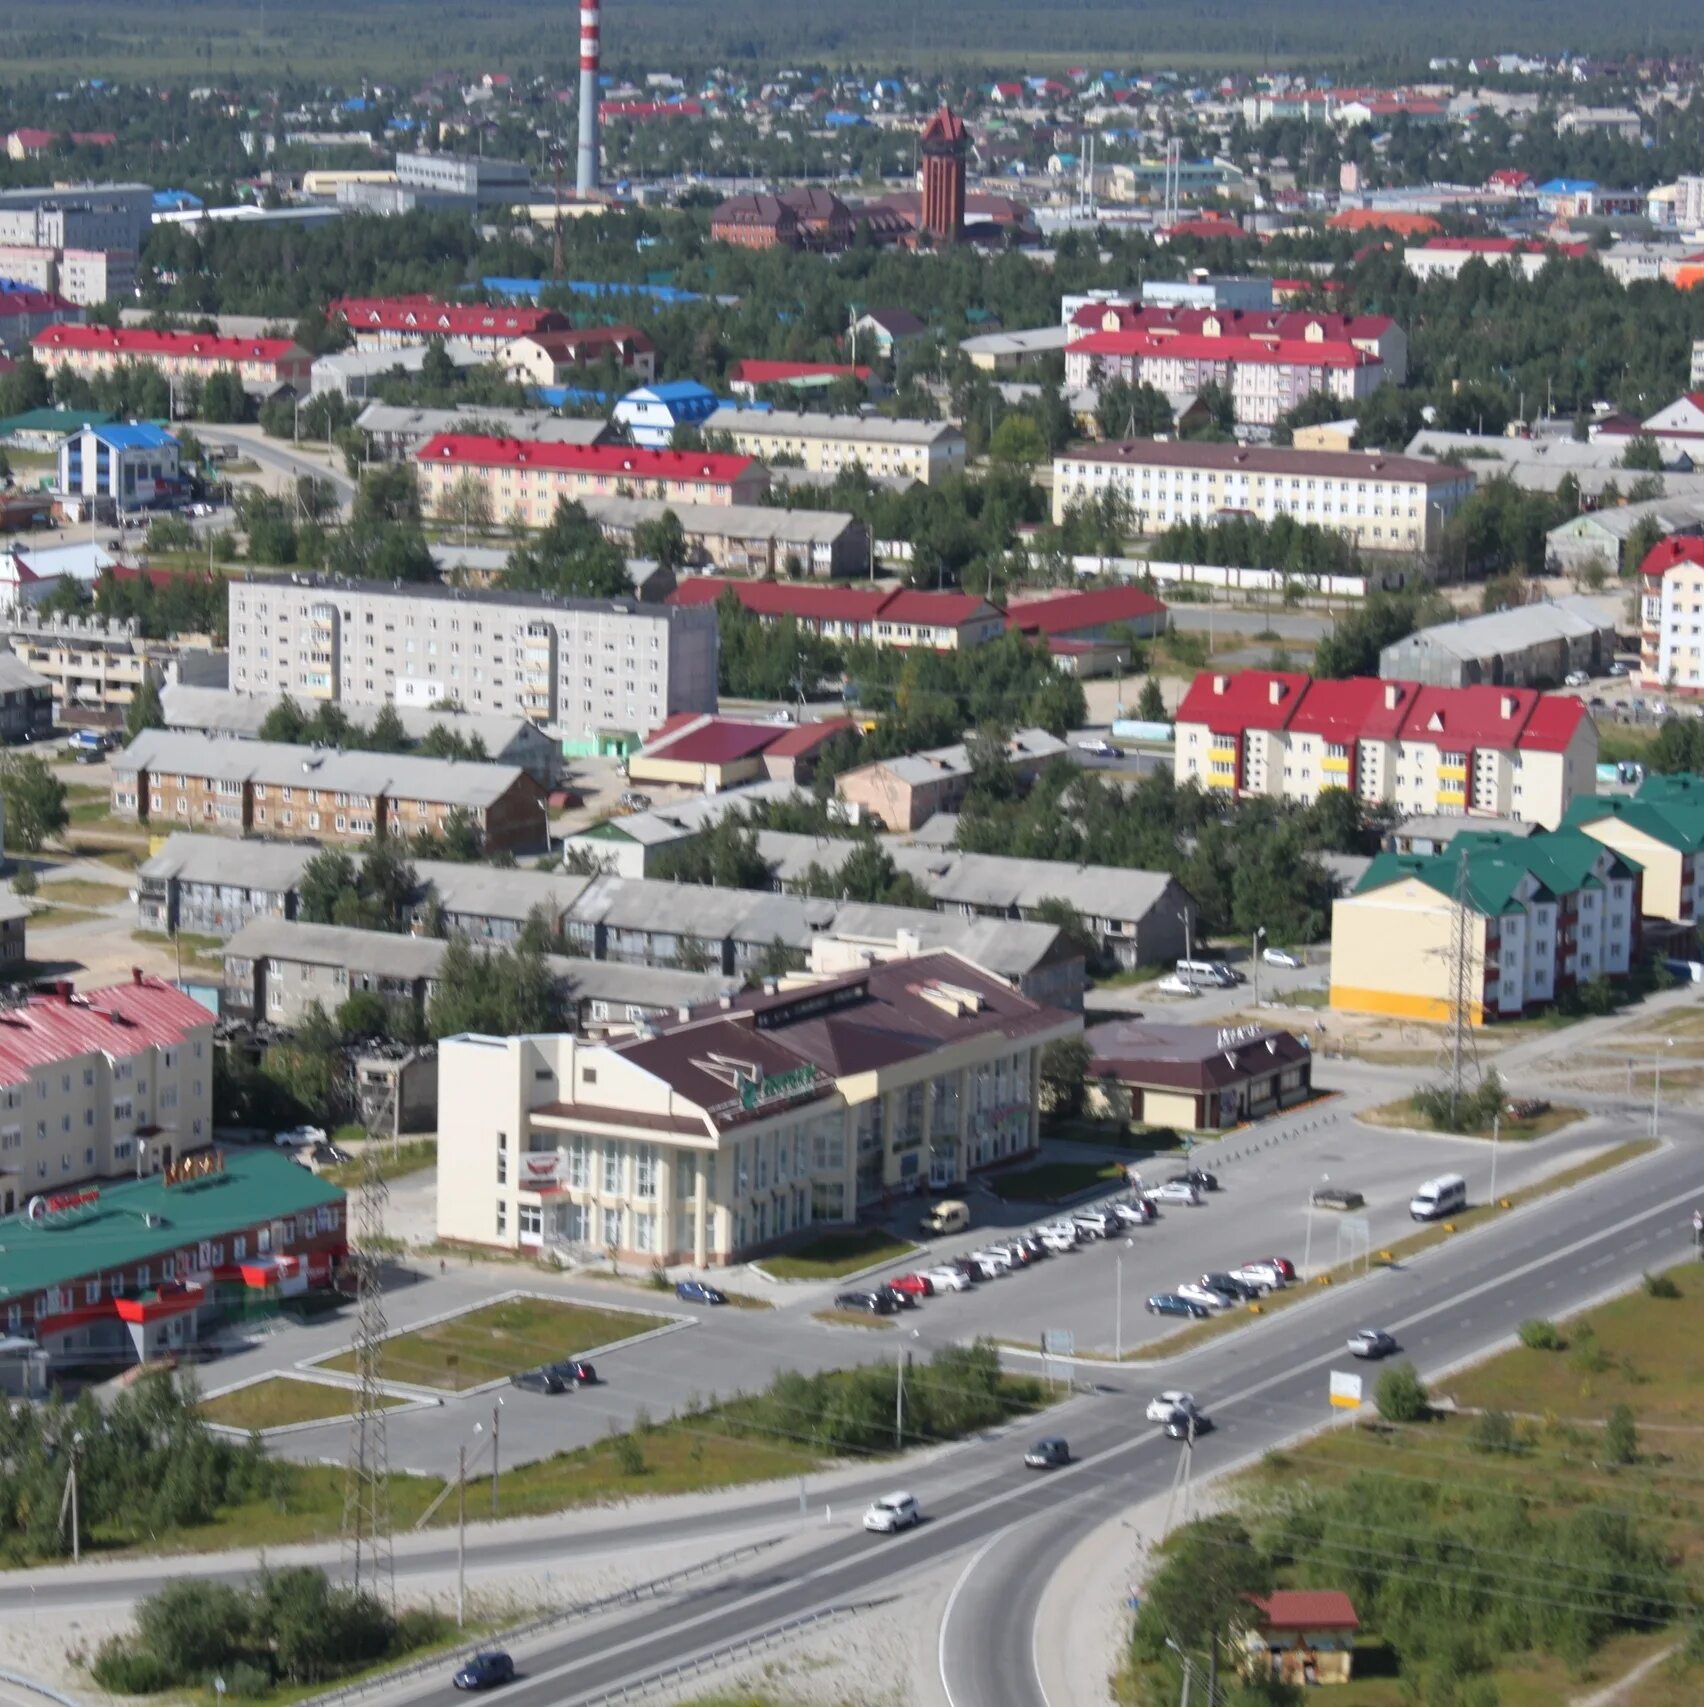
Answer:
top-left (1085, 1020), bottom-right (1313, 1131)
top-left (436, 951), bottom-right (1080, 1265)
top-left (1377, 597), bottom-right (1618, 688)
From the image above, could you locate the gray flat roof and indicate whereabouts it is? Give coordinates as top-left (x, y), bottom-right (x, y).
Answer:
top-left (355, 403), bottom-right (608, 444)
top-left (823, 904), bottom-right (1067, 976)
top-left (159, 684), bottom-right (547, 757)
top-left (116, 730), bottom-right (532, 810)
top-left (579, 494), bottom-right (860, 546)
top-left (1379, 596), bottom-right (1615, 665)
top-left (569, 874), bottom-right (834, 947)
top-left (0, 650), bottom-right (50, 693)
top-left (231, 573), bottom-right (695, 625)
top-left (138, 832), bottom-right (316, 891)
top-left (704, 407), bottom-right (963, 448)
top-left (417, 862), bottom-right (593, 922)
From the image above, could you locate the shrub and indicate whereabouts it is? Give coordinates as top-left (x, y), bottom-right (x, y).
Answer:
top-left (1374, 1363), bottom-right (1430, 1423)
top-left (11, 864), bottom-right (36, 897)
top-left (611, 1430), bottom-right (645, 1476)
top-left (91, 1640), bottom-right (174, 1694)
top-left (1470, 1408), bottom-right (1519, 1455)
top-left (1642, 1270), bottom-right (1681, 1300)
top-left (219, 1661), bottom-right (274, 1698)
top-left (1603, 1404), bottom-right (1638, 1466)
top-left (1518, 1317), bottom-right (1566, 1351)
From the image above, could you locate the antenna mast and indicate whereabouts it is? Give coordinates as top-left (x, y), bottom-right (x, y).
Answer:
top-left (1436, 849), bottom-right (1483, 1122)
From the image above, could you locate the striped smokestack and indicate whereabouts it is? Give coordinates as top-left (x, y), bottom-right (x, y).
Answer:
top-left (576, 1), bottom-right (601, 195)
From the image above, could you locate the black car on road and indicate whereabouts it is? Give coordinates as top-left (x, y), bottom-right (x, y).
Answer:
top-left (453, 1653), bottom-right (515, 1691)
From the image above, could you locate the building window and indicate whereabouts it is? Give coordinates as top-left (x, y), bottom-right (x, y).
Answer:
top-left (496, 1202), bottom-right (508, 1237)
top-left (496, 1132), bottom-right (507, 1185)
top-left (602, 1144), bottom-right (623, 1195)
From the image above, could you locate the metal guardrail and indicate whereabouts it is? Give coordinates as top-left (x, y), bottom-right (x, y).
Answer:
top-left (0, 1669), bottom-right (82, 1707)
top-left (574, 1600), bottom-right (875, 1706)
top-left (303, 1535), bottom-right (784, 1706)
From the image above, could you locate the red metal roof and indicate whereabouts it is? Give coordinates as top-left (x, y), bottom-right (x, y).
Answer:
top-left (1159, 216), bottom-right (1251, 240)
top-left (0, 286), bottom-right (78, 318)
top-left (642, 716), bottom-right (782, 766)
top-left (1071, 329), bottom-right (1377, 370)
top-left (1176, 669), bottom-right (1310, 734)
top-left (922, 106), bottom-right (966, 145)
top-left (1248, 1590), bottom-right (1360, 1632)
top-left (1640, 536), bottom-right (1704, 579)
top-left (877, 589), bottom-right (997, 625)
top-left (728, 359), bottom-right (872, 384)
top-left (1005, 585), bottom-right (1167, 635)
top-left (1286, 676), bottom-right (1415, 742)
top-left (762, 716), bottom-right (856, 758)
top-left (0, 974), bottom-right (211, 1088)
top-left (415, 434), bottom-right (756, 483)
top-left (1071, 305), bottom-right (1395, 345)
top-left (32, 324), bottom-right (304, 363)
top-left (331, 296), bottom-right (569, 338)
top-left (1513, 693), bottom-right (1589, 754)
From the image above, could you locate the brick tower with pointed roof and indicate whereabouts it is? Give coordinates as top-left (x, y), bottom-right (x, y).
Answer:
top-left (920, 105), bottom-right (967, 244)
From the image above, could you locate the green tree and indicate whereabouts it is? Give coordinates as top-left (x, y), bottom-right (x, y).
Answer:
top-left (1374, 1362), bottom-right (1430, 1423)
top-left (502, 498), bottom-right (631, 598)
top-left (1039, 1035), bottom-right (1092, 1119)
top-left (1131, 1513), bottom-right (1272, 1667)
top-left (0, 754), bottom-right (68, 851)
top-left (424, 935), bottom-right (566, 1037)
top-left (298, 849), bottom-right (361, 925)
top-left (354, 462), bottom-right (422, 528)
top-left (988, 412), bottom-right (1049, 468)
top-left (631, 508), bottom-right (688, 571)
top-left (198, 369), bottom-right (251, 423)
top-left (365, 703), bottom-right (410, 754)
top-left (1619, 433), bottom-right (1663, 472)
top-left (436, 470), bottom-right (494, 542)
top-left (125, 676), bottom-right (165, 739)
top-left (258, 693), bottom-right (308, 743)
top-left (335, 990), bottom-right (393, 1042)
top-left (1137, 676), bottom-right (1167, 722)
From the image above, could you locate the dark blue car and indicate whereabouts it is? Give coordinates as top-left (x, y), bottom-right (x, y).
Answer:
top-left (453, 1652), bottom-right (514, 1691)
top-left (676, 1279), bottom-right (727, 1305)
top-left (1146, 1293), bottom-right (1209, 1320)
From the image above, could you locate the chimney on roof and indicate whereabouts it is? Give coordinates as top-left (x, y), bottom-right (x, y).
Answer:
top-left (1212, 674), bottom-right (1227, 694)
top-left (1384, 683), bottom-right (1400, 709)
top-left (1268, 680), bottom-right (1285, 705)
top-left (1501, 694), bottom-right (1517, 719)
top-left (132, 966), bottom-right (144, 985)
top-left (53, 980), bottom-right (72, 1002)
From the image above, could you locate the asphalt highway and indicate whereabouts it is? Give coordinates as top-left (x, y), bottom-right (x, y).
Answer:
top-left (361, 1125), bottom-right (1695, 1707)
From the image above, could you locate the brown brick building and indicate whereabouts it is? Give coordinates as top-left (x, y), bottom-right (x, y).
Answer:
top-left (110, 730), bottom-right (547, 853)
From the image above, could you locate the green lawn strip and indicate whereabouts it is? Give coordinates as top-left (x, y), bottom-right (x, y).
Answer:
top-left (198, 1377), bottom-right (406, 1431)
top-left (758, 1229), bottom-right (921, 1279)
top-left (24, 903), bottom-right (103, 930)
top-left (131, 927), bottom-right (227, 972)
top-left (35, 876), bottom-right (130, 907)
top-left (810, 1308), bottom-right (896, 1330)
top-left (318, 1297), bottom-right (670, 1391)
top-left (1359, 1097), bottom-right (1587, 1141)
top-left (1107, 1140), bottom-right (1658, 1362)
top-left (986, 1158), bottom-right (1128, 1202)
top-left (323, 1139), bottom-right (437, 1189)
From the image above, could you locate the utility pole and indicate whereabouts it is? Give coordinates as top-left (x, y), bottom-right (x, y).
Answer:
top-left (341, 1142), bottom-right (395, 1608)
top-left (1252, 926), bottom-right (1265, 1008)
top-left (58, 1432), bottom-right (81, 1565)
top-left (490, 1399), bottom-right (502, 1519)
top-left (456, 1441), bottom-right (466, 1626)
top-left (894, 1344), bottom-right (906, 1450)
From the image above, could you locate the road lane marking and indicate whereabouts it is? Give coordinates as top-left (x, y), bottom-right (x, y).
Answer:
top-left (939, 1534), bottom-right (1004, 1707)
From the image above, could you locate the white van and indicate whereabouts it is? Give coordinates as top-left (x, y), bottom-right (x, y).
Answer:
top-left (1176, 959), bottom-right (1238, 989)
top-left (1409, 1173), bottom-right (1468, 1221)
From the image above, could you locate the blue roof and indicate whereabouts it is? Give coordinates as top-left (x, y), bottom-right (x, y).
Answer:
top-left (84, 423), bottom-right (177, 450)
top-left (152, 190), bottom-right (203, 211)
top-left (480, 275), bottom-right (704, 307)
top-left (624, 380), bottom-right (716, 405)
top-left (1538, 177), bottom-right (1596, 193)
top-left (529, 385), bottom-right (610, 408)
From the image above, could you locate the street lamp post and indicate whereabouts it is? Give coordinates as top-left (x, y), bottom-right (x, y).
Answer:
top-left (1252, 926), bottom-right (1266, 1009)
top-left (455, 1442), bottom-right (466, 1626)
top-left (1302, 1172), bottom-right (1328, 1279)
top-left (1490, 1109), bottom-right (1500, 1207)
top-left (490, 1397), bottom-right (503, 1519)
top-left (1651, 1038), bottom-right (1674, 1139)
top-left (1114, 1237), bottom-right (1134, 1359)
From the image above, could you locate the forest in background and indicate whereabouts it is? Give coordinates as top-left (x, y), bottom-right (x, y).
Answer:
top-left (3, 0), bottom-right (1704, 82)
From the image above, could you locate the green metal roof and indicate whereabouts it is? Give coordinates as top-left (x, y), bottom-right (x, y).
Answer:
top-left (0, 1148), bottom-right (344, 1303)
top-left (0, 408), bottom-right (118, 436)
top-left (1565, 791), bottom-right (1704, 853)
top-left (1356, 848), bottom-right (1544, 916)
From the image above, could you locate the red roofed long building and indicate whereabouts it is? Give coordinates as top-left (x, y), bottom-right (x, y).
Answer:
top-left (1174, 669), bottom-right (1596, 827)
top-left (32, 324), bottom-right (312, 391)
top-left (415, 434), bottom-right (768, 525)
top-left (0, 971), bottom-right (215, 1214)
top-left (1405, 236), bottom-right (1593, 283)
top-left (1064, 330), bottom-right (1385, 426)
top-left (331, 295), bottom-right (570, 355)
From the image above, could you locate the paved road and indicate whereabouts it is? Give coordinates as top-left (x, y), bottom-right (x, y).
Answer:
top-left (223, 1122), bottom-right (1691, 1706)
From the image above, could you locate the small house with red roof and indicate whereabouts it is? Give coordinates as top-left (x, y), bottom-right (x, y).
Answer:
top-left (726, 359), bottom-right (876, 399)
top-left (1241, 1590), bottom-right (1360, 1686)
top-left (1175, 670), bottom-right (1595, 828)
top-left (627, 713), bottom-right (796, 792)
top-left (1639, 535), bottom-right (1704, 692)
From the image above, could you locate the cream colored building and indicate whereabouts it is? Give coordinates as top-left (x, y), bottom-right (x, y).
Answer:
top-left (1050, 440), bottom-right (1474, 552)
top-left (435, 952), bottom-right (1079, 1265)
top-left (702, 408), bottom-right (967, 486)
top-left (1565, 783), bottom-right (1704, 924)
top-left (1174, 671), bottom-right (1597, 831)
top-left (0, 974), bottom-right (215, 1216)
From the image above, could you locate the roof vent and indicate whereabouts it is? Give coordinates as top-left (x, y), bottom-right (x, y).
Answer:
top-left (1384, 683), bottom-right (1400, 710)
top-left (1500, 694), bottom-right (1517, 719)
top-left (1268, 680), bottom-right (1285, 705)
top-left (1212, 674), bottom-right (1228, 694)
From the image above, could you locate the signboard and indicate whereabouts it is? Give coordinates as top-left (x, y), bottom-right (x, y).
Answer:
top-left (25, 1186), bottom-right (101, 1223)
top-left (737, 1064), bottom-right (820, 1111)
top-left (1329, 1370), bottom-right (1364, 1410)
top-left (1041, 1328), bottom-right (1075, 1357)
top-left (522, 1153), bottom-right (565, 1189)
top-left (1216, 1023), bottom-right (1265, 1050)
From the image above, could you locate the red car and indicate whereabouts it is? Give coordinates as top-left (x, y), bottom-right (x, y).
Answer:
top-left (887, 1272), bottom-right (934, 1299)
top-left (1263, 1256), bottom-right (1297, 1281)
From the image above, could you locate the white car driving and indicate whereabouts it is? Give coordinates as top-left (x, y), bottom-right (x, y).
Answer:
top-left (1262, 946), bottom-right (1304, 969)
top-left (1176, 1281), bottom-right (1236, 1311)
top-left (924, 1265), bottom-right (971, 1293)
top-left (1148, 1180), bottom-right (1203, 1206)
top-left (863, 1491), bottom-right (921, 1533)
top-left (1144, 1390), bottom-right (1197, 1423)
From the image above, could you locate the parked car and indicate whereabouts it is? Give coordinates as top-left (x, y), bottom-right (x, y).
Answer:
top-left (1262, 1255), bottom-right (1298, 1281)
top-left (1201, 1270), bottom-right (1259, 1301)
top-left (1112, 1197), bottom-right (1155, 1227)
top-left (920, 1199), bottom-right (971, 1237)
top-left (1232, 1261), bottom-right (1286, 1292)
top-left (1503, 1097), bottom-right (1550, 1119)
top-left (676, 1279), bottom-right (727, 1305)
top-left (1170, 1165), bottom-right (1219, 1193)
top-left (954, 1256), bottom-right (996, 1282)
top-left (1037, 1225), bottom-right (1078, 1253)
top-left (453, 1653), bottom-right (515, 1691)
top-left (970, 1246), bottom-right (1016, 1273)
top-left (509, 1367), bottom-right (566, 1395)
top-left (1023, 1436), bottom-right (1071, 1469)
top-left (924, 1265), bottom-right (971, 1292)
top-left (1075, 737), bottom-right (1118, 757)
top-left (1146, 1293), bottom-right (1209, 1320)
top-left (1154, 974), bottom-right (1203, 997)
top-left (1608, 661), bottom-right (1631, 677)
top-left (871, 1282), bottom-right (912, 1310)
top-left (1176, 1281), bottom-right (1237, 1311)
top-left (1262, 946), bottom-right (1304, 969)
top-left (835, 1289), bottom-right (898, 1315)
top-left (1564, 670), bottom-right (1591, 687)
top-left (1347, 1328), bottom-right (1399, 1360)
top-left (545, 1359), bottom-right (597, 1386)
top-left (273, 1124), bottom-right (327, 1149)
top-left (863, 1491), bottom-right (921, 1533)
top-left (1072, 1207), bottom-right (1118, 1237)
top-left (1148, 1180), bottom-right (1203, 1206)
top-left (1145, 1390), bottom-right (1198, 1422)
top-left (1311, 1185), bottom-right (1365, 1211)
top-left (887, 1272), bottom-right (934, 1300)
top-left (1164, 1407), bottom-right (1212, 1441)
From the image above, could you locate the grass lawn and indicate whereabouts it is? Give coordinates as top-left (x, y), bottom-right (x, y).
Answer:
top-left (323, 1139), bottom-right (437, 1189)
top-left (1129, 1140), bottom-right (1657, 1360)
top-left (199, 1377), bottom-right (405, 1431)
top-left (1360, 1097), bottom-right (1586, 1142)
top-left (25, 903), bottom-right (101, 930)
top-left (131, 928), bottom-right (227, 973)
top-left (319, 1296), bottom-right (669, 1391)
top-left (36, 876), bottom-right (130, 907)
top-left (758, 1229), bottom-right (921, 1280)
top-left (987, 1158), bottom-right (1127, 1202)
